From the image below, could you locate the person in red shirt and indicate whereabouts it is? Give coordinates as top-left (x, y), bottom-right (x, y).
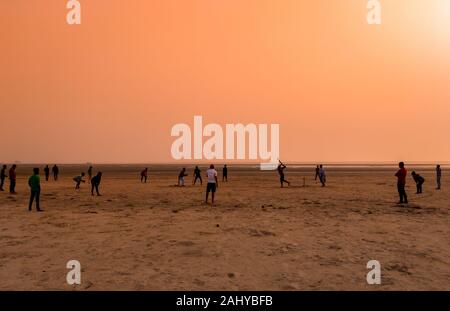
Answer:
top-left (395, 162), bottom-right (408, 204)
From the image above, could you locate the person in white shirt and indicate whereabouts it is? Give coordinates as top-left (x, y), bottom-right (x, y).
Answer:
top-left (205, 164), bottom-right (218, 205)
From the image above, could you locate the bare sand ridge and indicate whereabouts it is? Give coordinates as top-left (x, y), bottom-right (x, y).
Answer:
top-left (0, 165), bottom-right (449, 290)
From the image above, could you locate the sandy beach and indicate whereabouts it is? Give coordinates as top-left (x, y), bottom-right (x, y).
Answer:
top-left (0, 164), bottom-right (449, 290)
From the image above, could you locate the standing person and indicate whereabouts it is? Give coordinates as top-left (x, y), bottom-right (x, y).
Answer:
top-left (319, 164), bottom-right (326, 187)
top-left (73, 172), bottom-right (86, 189)
top-left (0, 165), bottom-right (7, 191)
top-left (28, 168), bottom-right (42, 212)
top-left (277, 160), bottom-right (290, 188)
top-left (411, 171), bottom-right (425, 194)
top-left (52, 164), bottom-right (59, 181)
top-left (315, 165), bottom-right (320, 181)
top-left (395, 162), bottom-right (408, 204)
top-left (9, 164), bottom-right (17, 194)
top-left (205, 164), bottom-right (218, 205)
top-left (87, 166), bottom-right (93, 184)
top-left (178, 168), bottom-right (188, 186)
top-left (222, 165), bottom-right (228, 182)
top-left (44, 165), bottom-right (50, 182)
top-left (436, 164), bottom-right (442, 190)
top-left (140, 168), bottom-right (148, 183)
top-left (193, 166), bottom-right (202, 185)
top-left (91, 172), bottom-right (102, 196)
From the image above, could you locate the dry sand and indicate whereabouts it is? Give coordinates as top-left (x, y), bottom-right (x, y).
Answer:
top-left (0, 164), bottom-right (449, 290)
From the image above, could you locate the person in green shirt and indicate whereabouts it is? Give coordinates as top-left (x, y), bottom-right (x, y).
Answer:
top-left (28, 168), bottom-right (42, 212)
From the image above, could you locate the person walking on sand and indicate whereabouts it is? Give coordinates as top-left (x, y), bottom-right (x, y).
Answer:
top-left (140, 168), bottom-right (148, 183)
top-left (205, 164), bottom-right (218, 205)
top-left (395, 162), bottom-right (408, 204)
top-left (87, 166), bottom-right (93, 184)
top-left (28, 168), bottom-right (42, 212)
top-left (319, 164), bottom-right (326, 187)
top-left (9, 164), bottom-right (17, 194)
top-left (178, 168), bottom-right (188, 186)
top-left (411, 171), bottom-right (425, 194)
top-left (193, 166), bottom-right (202, 185)
top-left (436, 164), bottom-right (442, 190)
top-left (277, 160), bottom-right (290, 188)
top-left (0, 165), bottom-right (7, 191)
top-left (52, 164), bottom-right (59, 181)
top-left (73, 172), bottom-right (86, 189)
top-left (91, 172), bottom-right (102, 196)
top-left (222, 164), bottom-right (228, 182)
top-left (315, 165), bottom-right (320, 181)
top-left (44, 165), bottom-right (50, 182)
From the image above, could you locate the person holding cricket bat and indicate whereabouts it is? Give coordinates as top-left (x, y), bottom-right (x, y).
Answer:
top-left (277, 160), bottom-right (290, 188)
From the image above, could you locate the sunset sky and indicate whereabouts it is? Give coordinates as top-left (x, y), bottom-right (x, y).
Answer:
top-left (1, 0), bottom-right (450, 163)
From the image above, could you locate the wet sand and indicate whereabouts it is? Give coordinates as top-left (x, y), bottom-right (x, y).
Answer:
top-left (0, 165), bottom-right (449, 290)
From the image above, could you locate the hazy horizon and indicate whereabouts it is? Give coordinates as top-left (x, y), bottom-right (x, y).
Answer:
top-left (2, 1), bottom-right (450, 163)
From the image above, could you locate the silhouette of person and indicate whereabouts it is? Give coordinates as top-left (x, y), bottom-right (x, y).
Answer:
top-left (0, 165), bottom-right (7, 191)
top-left (73, 172), bottom-right (86, 189)
top-left (436, 164), bottom-right (442, 190)
top-left (395, 162), bottom-right (408, 204)
top-left (28, 167), bottom-right (42, 212)
top-left (319, 164), bottom-right (326, 187)
top-left (178, 168), bottom-right (188, 186)
top-left (411, 171), bottom-right (425, 194)
top-left (140, 168), bottom-right (148, 183)
top-left (87, 166), bottom-right (93, 184)
top-left (205, 164), bottom-right (218, 205)
top-left (277, 161), bottom-right (290, 187)
top-left (222, 165), bottom-right (228, 182)
top-left (52, 165), bottom-right (59, 181)
top-left (9, 164), bottom-right (17, 194)
top-left (315, 165), bottom-right (320, 181)
top-left (44, 165), bottom-right (50, 182)
top-left (193, 166), bottom-right (202, 185)
top-left (91, 172), bottom-right (102, 196)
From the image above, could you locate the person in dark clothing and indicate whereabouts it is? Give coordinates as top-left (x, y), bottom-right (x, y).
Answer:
top-left (319, 164), bottom-right (327, 187)
top-left (315, 165), bottom-right (320, 181)
top-left (91, 172), bottom-right (102, 196)
top-left (178, 168), bottom-right (188, 186)
top-left (44, 165), bottom-right (50, 181)
top-left (222, 165), bottom-right (228, 182)
top-left (73, 173), bottom-right (86, 189)
top-left (193, 166), bottom-right (202, 185)
top-left (277, 160), bottom-right (290, 188)
top-left (395, 162), bottom-right (408, 204)
top-left (436, 164), bottom-right (442, 190)
top-left (140, 168), bottom-right (148, 183)
top-left (52, 165), bottom-right (59, 181)
top-left (9, 164), bottom-right (17, 194)
top-left (28, 168), bottom-right (42, 212)
top-left (411, 171), bottom-right (425, 194)
top-left (0, 165), bottom-right (7, 191)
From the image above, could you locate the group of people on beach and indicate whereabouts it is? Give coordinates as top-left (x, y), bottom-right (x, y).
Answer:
top-left (176, 165), bottom-right (228, 187)
top-left (395, 162), bottom-right (442, 204)
top-left (0, 164), bottom-right (103, 211)
top-left (0, 161), bottom-right (444, 211)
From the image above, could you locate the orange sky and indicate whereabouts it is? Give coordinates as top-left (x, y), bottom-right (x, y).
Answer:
top-left (1, 0), bottom-right (449, 163)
